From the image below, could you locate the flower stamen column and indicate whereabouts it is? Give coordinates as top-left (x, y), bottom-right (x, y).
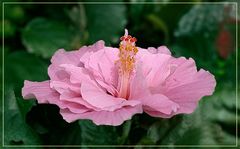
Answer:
top-left (117, 30), bottom-right (138, 99)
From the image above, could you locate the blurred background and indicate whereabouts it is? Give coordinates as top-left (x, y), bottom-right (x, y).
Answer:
top-left (1, 0), bottom-right (239, 148)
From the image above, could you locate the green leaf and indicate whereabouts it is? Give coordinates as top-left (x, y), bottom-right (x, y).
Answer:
top-left (5, 51), bottom-right (48, 95)
top-left (22, 18), bottom-right (77, 58)
top-left (4, 86), bottom-right (41, 145)
top-left (67, 4), bottom-right (87, 31)
top-left (175, 4), bottom-right (224, 37)
top-left (79, 120), bottom-right (119, 145)
top-left (146, 14), bottom-right (169, 43)
top-left (27, 104), bottom-right (82, 145)
top-left (155, 3), bottom-right (192, 37)
top-left (1, 20), bottom-right (17, 38)
top-left (4, 5), bottom-right (25, 23)
top-left (85, 4), bottom-right (127, 44)
top-left (201, 86), bottom-right (239, 143)
top-left (158, 113), bottom-right (217, 145)
top-left (146, 120), bottom-right (171, 144)
top-left (66, 5), bottom-right (88, 45)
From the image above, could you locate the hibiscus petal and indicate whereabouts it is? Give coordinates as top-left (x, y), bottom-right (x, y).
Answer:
top-left (147, 46), bottom-right (171, 55)
top-left (49, 80), bottom-right (81, 103)
top-left (129, 64), bottom-right (150, 100)
top-left (79, 40), bottom-right (105, 64)
top-left (48, 40), bottom-right (105, 81)
top-left (22, 80), bottom-right (91, 113)
top-left (60, 104), bottom-right (143, 126)
top-left (60, 97), bottom-right (99, 110)
top-left (165, 66), bottom-right (216, 102)
top-left (22, 80), bottom-right (59, 104)
top-left (82, 47), bottom-right (119, 95)
top-left (50, 80), bottom-right (80, 94)
top-left (175, 102), bottom-right (198, 114)
top-left (145, 102), bottom-right (198, 118)
top-left (160, 58), bottom-right (215, 115)
top-left (81, 80), bottom-right (126, 111)
top-left (157, 46), bottom-right (171, 55)
top-left (129, 65), bottom-right (179, 116)
top-left (166, 58), bottom-right (198, 87)
top-left (88, 47), bottom-right (118, 86)
top-left (137, 50), bottom-right (172, 87)
top-left (50, 49), bottom-right (81, 66)
top-left (59, 64), bottom-right (92, 84)
top-left (64, 102), bottom-right (90, 114)
top-left (141, 94), bottom-right (179, 115)
top-left (48, 49), bottom-right (82, 81)
top-left (48, 64), bottom-right (70, 81)
top-left (147, 47), bottom-right (158, 54)
top-left (135, 52), bottom-right (216, 116)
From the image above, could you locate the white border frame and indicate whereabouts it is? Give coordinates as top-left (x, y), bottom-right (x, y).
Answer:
top-left (1, 1), bottom-right (238, 148)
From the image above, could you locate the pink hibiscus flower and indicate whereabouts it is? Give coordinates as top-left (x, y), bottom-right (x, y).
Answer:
top-left (22, 29), bottom-right (216, 126)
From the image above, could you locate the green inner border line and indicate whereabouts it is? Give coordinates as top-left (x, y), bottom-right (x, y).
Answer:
top-left (235, 1), bottom-right (238, 147)
top-left (2, 1), bottom-right (5, 148)
top-left (1, 1), bottom-right (238, 148)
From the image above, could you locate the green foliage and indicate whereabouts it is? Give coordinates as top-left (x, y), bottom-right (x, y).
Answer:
top-left (20, 4), bottom-right (126, 59)
top-left (79, 120), bottom-right (119, 145)
top-left (4, 86), bottom-right (41, 145)
top-left (173, 3), bottom-right (237, 84)
top-left (3, 51), bottom-right (49, 145)
top-left (175, 4), bottom-right (224, 37)
top-left (1, 20), bottom-right (17, 38)
top-left (2, 1), bottom-right (238, 147)
top-left (22, 18), bottom-right (77, 58)
top-left (85, 4), bottom-right (127, 44)
top-left (78, 120), bottom-right (133, 146)
top-left (5, 51), bottom-right (48, 94)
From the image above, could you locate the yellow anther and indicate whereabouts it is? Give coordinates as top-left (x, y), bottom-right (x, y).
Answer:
top-left (118, 32), bottom-right (138, 74)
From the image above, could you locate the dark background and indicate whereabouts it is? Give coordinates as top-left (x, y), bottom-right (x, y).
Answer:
top-left (1, 0), bottom-right (239, 148)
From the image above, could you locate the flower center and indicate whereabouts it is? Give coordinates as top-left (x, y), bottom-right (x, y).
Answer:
top-left (117, 29), bottom-right (138, 99)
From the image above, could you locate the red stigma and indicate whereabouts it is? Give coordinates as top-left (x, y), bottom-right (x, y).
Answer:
top-left (120, 36), bottom-right (125, 41)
